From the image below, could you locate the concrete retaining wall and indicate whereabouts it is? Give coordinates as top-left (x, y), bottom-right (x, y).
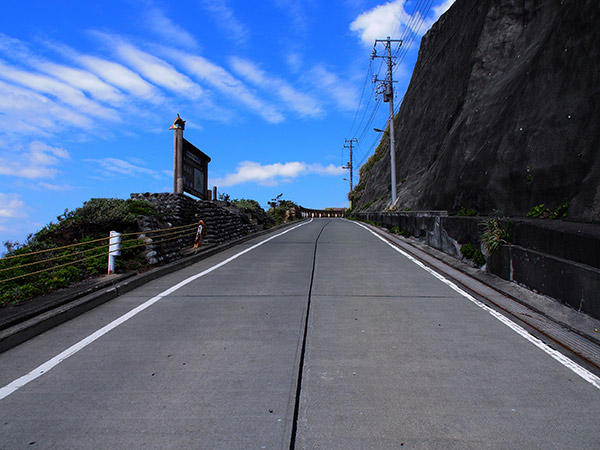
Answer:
top-left (354, 211), bottom-right (600, 320)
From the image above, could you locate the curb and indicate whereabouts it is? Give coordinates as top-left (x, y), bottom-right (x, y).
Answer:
top-left (360, 221), bottom-right (600, 347)
top-left (0, 222), bottom-right (297, 354)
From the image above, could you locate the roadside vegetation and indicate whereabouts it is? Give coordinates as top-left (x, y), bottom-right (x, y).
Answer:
top-left (1, 198), bottom-right (156, 306)
top-left (266, 194), bottom-right (301, 224)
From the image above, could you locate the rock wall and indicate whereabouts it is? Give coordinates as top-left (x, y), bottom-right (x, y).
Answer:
top-left (356, 0), bottom-right (600, 223)
top-left (130, 193), bottom-right (259, 265)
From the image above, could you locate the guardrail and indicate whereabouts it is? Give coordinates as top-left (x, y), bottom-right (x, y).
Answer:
top-left (299, 207), bottom-right (345, 218)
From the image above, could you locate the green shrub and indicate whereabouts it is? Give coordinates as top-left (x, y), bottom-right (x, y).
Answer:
top-left (527, 201), bottom-right (569, 220)
top-left (480, 213), bottom-right (510, 253)
top-left (460, 243), bottom-right (476, 259)
top-left (456, 207), bottom-right (477, 217)
top-left (550, 201), bottom-right (569, 220)
top-left (460, 243), bottom-right (486, 266)
top-left (526, 204), bottom-right (551, 219)
top-left (472, 249), bottom-right (486, 266)
top-left (73, 198), bottom-right (157, 229)
top-left (232, 198), bottom-right (261, 211)
top-left (267, 195), bottom-right (300, 224)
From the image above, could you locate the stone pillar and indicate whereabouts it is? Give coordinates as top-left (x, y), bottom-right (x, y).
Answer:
top-left (173, 127), bottom-right (184, 194)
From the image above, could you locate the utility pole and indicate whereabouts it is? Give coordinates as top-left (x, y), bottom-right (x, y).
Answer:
top-left (342, 138), bottom-right (357, 209)
top-left (372, 36), bottom-right (401, 206)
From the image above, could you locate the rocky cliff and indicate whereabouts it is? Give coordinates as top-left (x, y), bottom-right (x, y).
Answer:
top-left (354, 0), bottom-right (600, 223)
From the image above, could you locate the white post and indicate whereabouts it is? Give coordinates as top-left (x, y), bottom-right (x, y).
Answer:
top-left (108, 231), bottom-right (122, 275)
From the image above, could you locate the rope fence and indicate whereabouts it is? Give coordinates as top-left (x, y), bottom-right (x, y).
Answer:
top-left (0, 222), bottom-right (202, 285)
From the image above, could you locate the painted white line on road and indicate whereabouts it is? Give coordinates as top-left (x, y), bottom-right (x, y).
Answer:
top-left (0, 220), bottom-right (313, 401)
top-left (355, 221), bottom-right (600, 390)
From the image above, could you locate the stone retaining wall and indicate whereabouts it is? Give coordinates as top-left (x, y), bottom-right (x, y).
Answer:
top-left (131, 193), bottom-right (258, 265)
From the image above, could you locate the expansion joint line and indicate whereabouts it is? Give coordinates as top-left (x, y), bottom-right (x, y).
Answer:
top-left (288, 219), bottom-right (330, 450)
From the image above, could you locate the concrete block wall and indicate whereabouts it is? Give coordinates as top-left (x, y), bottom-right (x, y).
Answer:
top-left (354, 211), bottom-right (600, 320)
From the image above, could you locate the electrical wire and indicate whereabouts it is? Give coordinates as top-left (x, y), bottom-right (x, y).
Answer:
top-left (346, 0), bottom-right (437, 179)
top-left (346, 59), bottom-right (373, 139)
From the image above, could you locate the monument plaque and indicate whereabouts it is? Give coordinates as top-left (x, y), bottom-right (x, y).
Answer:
top-left (170, 115), bottom-right (211, 199)
top-left (182, 138), bottom-right (211, 199)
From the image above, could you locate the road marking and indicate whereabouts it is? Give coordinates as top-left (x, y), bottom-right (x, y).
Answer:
top-left (0, 220), bottom-right (313, 401)
top-left (355, 221), bottom-right (600, 390)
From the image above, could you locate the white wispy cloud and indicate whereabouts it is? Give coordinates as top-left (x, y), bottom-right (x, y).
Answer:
top-left (198, 0), bottom-right (250, 43)
top-left (230, 57), bottom-right (323, 118)
top-left (145, 8), bottom-right (199, 49)
top-left (38, 62), bottom-right (126, 105)
top-left (274, 0), bottom-right (309, 36)
top-left (0, 141), bottom-right (70, 179)
top-left (40, 38), bottom-right (164, 104)
top-left (34, 182), bottom-right (75, 191)
top-left (0, 59), bottom-right (118, 121)
top-left (85, 157), bottom-right (166, 179)
top-left (0, 79), bottom-right (95, 137)
top-left (78, 55), bottom-right (163, 103)
top-left (173, 51), bottom-right (284, 123)
top-left (212, 161), bottom-right (344, 187)
top-left (90, 33), bottom-right (205, 100)
top-left (310, 65), bottom-right (358, 111)
top-left (0, 193), bottom-right (26, 219)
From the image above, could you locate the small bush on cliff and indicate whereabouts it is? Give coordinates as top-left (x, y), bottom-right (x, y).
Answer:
top-left (72, 198), bottom-right (157, 228)
top-left (349, 139), bottom-right (387, 208)
top-left (526, 201), bottom-right (569, 220)
top-left (232, 198), bottom-right (261, 211)
top-left (456, 207), bottom-right (477, 217)
top-left (526, 203), bottom-right (551, 219)
top-left (550, 201), bottom-right (569, 220)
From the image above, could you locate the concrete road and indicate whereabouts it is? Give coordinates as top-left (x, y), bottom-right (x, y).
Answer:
top-left (1, 219), bottom-right (600, 449)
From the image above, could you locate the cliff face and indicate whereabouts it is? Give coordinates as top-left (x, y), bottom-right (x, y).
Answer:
top-left (356, 0), bottom-right (600, 222)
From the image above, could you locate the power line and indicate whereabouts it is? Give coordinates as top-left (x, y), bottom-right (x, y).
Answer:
top-left (346, 0), bottom-right (436, 180)
top-left (346, 59), bottom-right (373, 139)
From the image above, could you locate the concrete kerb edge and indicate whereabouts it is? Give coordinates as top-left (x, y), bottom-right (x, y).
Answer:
top-left (0, 221), bottom-right (303, 354)
top-left (359, 221), bottom-right (600, 347)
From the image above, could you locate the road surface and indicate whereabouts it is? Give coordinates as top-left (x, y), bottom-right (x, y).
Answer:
top-left (1, 219), bottom-right (600, 449)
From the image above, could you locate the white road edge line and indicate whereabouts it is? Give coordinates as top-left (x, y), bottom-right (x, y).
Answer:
top-left (0, 219), bottom-right (314, 401)
top-left (354, 221), bottom-right (600, 390)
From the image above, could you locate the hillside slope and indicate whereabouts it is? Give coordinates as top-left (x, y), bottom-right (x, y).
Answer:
top-left (355, 0), bottom-right (600, 223)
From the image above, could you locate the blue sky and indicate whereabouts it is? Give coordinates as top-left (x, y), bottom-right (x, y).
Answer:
top-left (0, 0), bottom-right (454, 245)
